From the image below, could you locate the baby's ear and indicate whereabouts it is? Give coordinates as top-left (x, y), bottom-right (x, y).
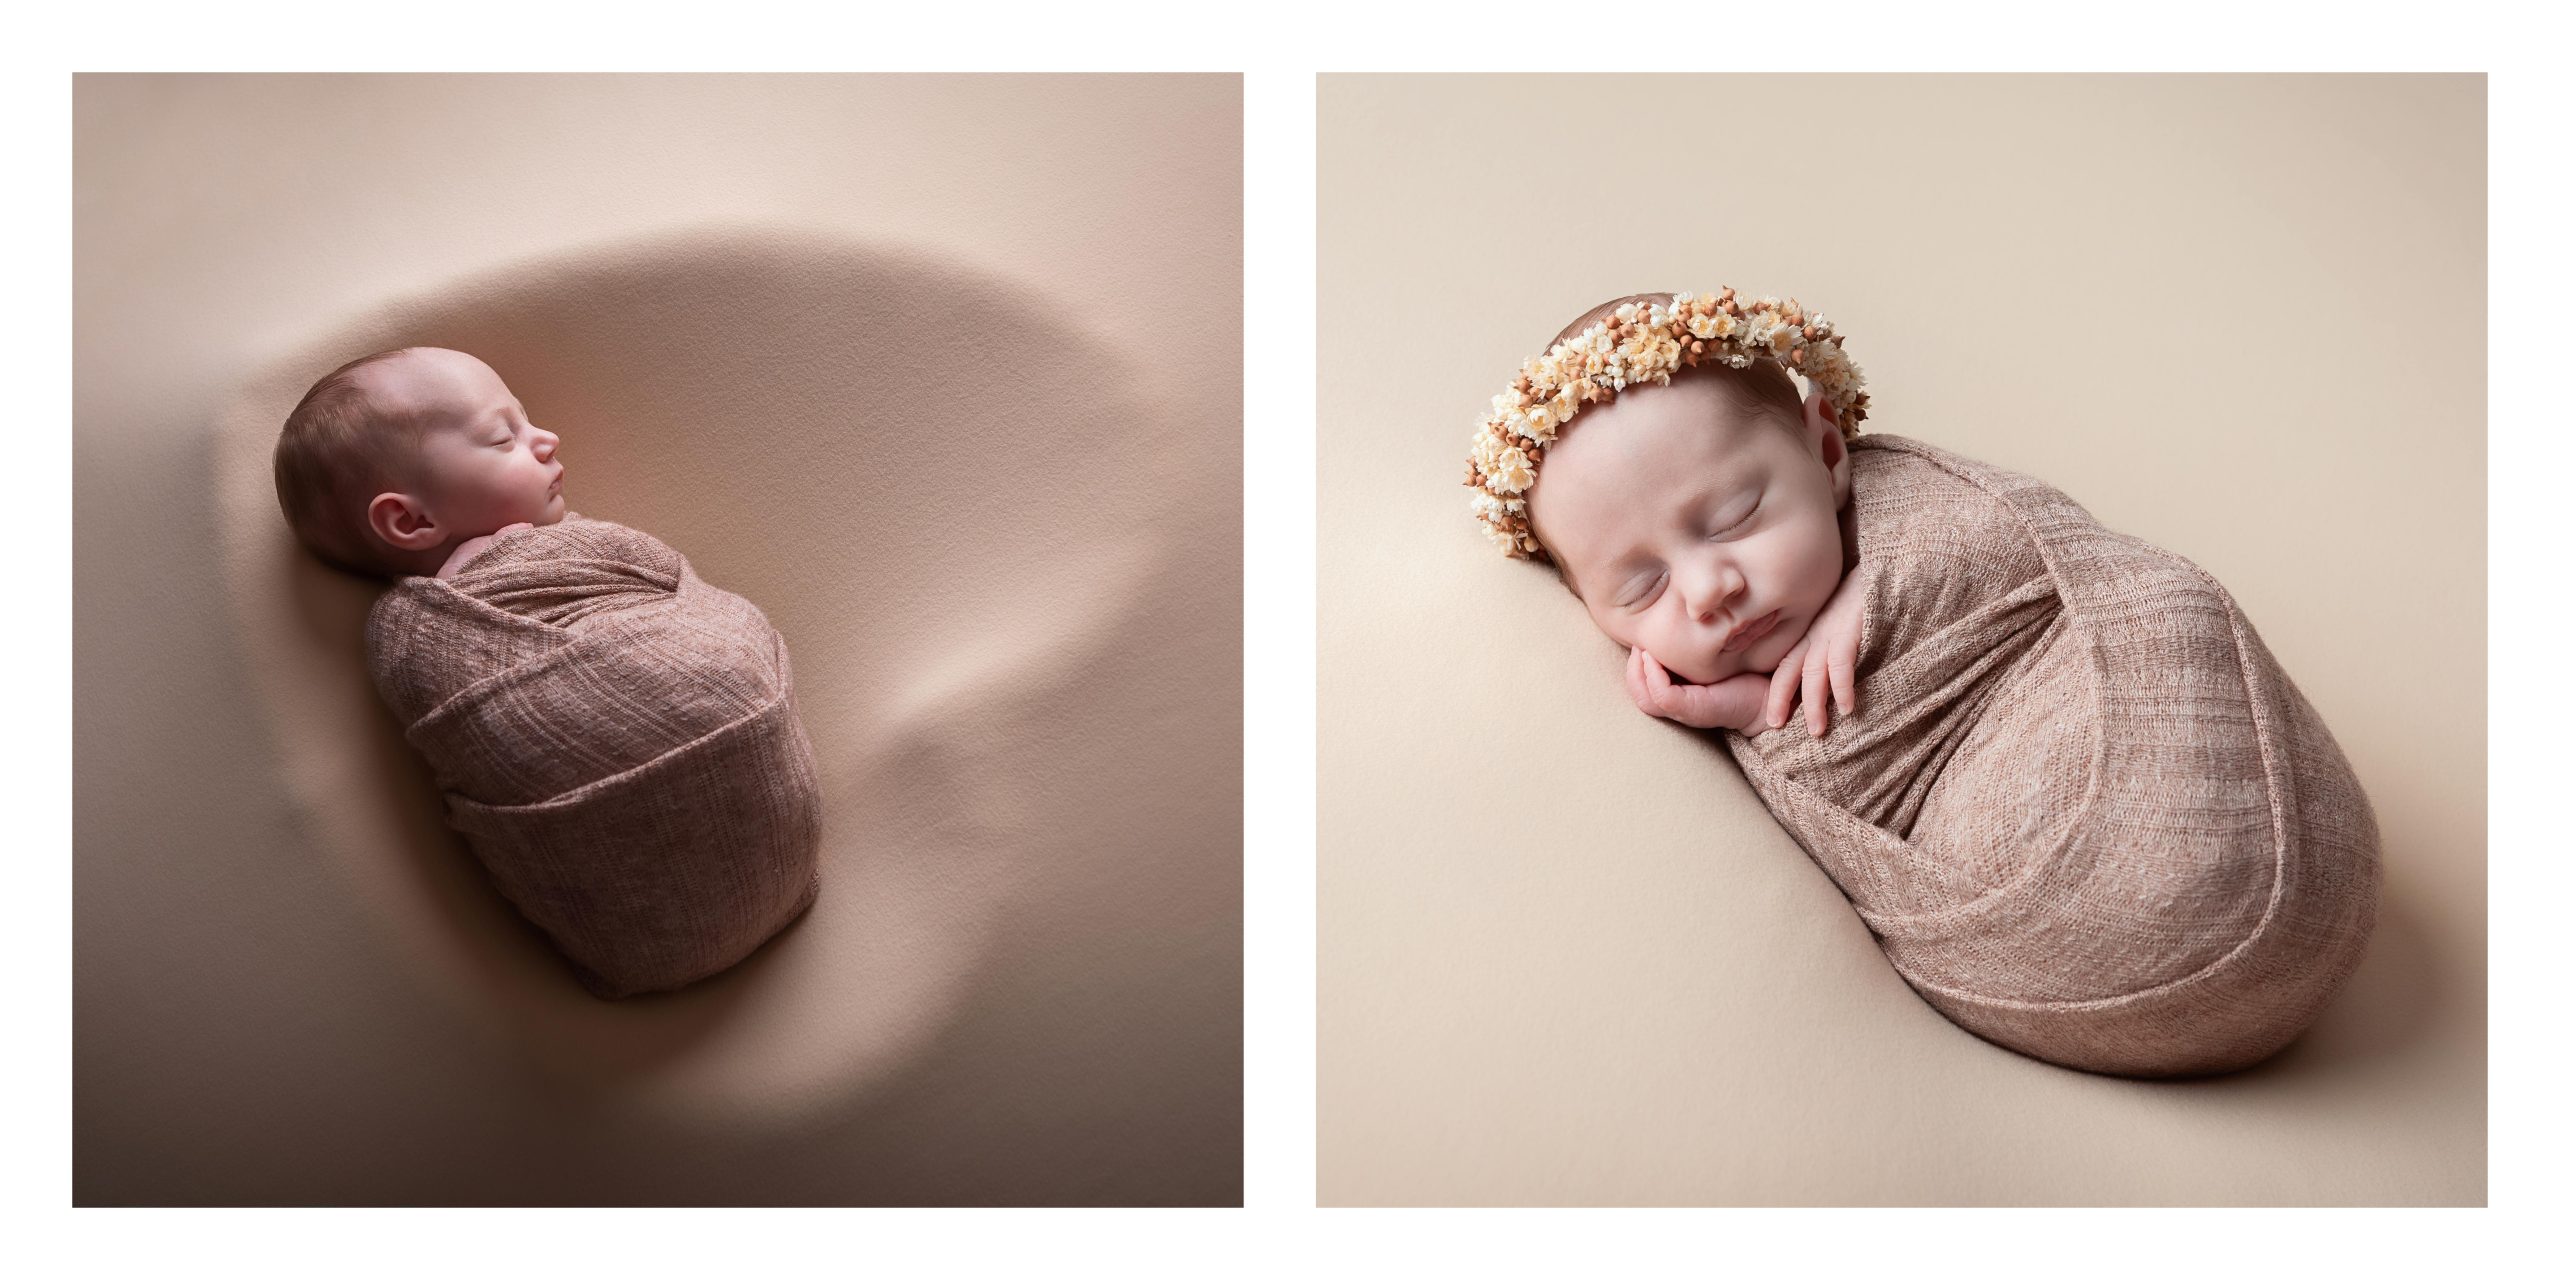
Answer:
top-left (1801, 392), bottom-right (1851, 508)
top-left (367, 491), bottom-right (442, 552)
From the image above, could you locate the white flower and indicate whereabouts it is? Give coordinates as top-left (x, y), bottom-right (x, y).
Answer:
top-left (1742, 307), bottom-right (1785, 347)
top-left (1800, 341), bottom-right (1845, 386)
top-left (1520, 402), bottom-right (1558, 441)
top-left (1485, 446), bottom-right (1535, 494)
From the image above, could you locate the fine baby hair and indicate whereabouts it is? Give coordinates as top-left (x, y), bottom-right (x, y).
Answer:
top-left (272, 347), bottom-right (435, 576)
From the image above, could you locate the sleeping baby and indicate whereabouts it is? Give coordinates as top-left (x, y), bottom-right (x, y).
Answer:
top-left (1465, 290), bottom-right (2381, 1077)
top-left (272, 347), bottom-right (821, 998)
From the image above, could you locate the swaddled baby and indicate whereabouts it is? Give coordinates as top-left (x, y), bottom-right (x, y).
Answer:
top-left (273, 347), bottom-right (821, 998)
top-left (1466, 291), bottom-right (2380, 1077)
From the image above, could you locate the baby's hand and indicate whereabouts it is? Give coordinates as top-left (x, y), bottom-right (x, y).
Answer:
top-left (1763, 563), bottom-right (1870, 737)
top-left (1625, 648), bottom-right (1777, 736)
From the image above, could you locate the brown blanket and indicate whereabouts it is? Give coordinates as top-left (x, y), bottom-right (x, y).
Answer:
top-left (1726, 434), bottom-right (2380, 1076)
top-left (366, 517), bottom-right (822, 998)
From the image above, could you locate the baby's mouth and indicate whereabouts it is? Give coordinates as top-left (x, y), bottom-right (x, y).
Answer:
top-left (1721, 610), bottom-right (1779, 653)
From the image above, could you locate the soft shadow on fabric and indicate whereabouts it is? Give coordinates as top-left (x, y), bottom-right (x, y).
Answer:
top-left (215, 225), bottom-right (1191, 1129)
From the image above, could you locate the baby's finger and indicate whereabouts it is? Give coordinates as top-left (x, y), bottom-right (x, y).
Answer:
top-left (1828, 641), bottom-right (1857, 718)
top-left (1765, 645), bottom-right (1805, 729)
top-left (1646, 653), bottom-right (1712, 728)
top-left (1643, 651), bottom-right (1676, 707)
top-left (1624, 649), bottom-right (1658, 716)
top-left (1803, 657), bottom-right (1831, 737)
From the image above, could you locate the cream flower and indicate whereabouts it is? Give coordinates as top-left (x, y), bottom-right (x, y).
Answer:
top-left (1742, 307), bottom-right (1785, 347)
top-left (1520, 402), bottom-right (1558, 442)
top-left (1485, 446), bottom-right (1535, 494)
top-left (1800, 341), bottom-right (1846, 387)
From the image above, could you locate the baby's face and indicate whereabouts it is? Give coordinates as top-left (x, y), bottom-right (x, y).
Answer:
top-left (361, 348), bottom-right (566, 551)
top-left (1527, 375), bottom-right (1851, 686)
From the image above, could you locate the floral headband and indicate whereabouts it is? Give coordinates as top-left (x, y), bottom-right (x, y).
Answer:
top-left (1462, 288), bottom-right (1871, 559)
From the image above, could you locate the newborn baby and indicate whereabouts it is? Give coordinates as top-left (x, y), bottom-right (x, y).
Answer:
top-left (1467, 290), bottom-right (2379, 1077)
top-left (272, 348), bottom-right (822, 998)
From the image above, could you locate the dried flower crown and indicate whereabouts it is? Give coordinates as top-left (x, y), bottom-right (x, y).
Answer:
top-left (1463, 288), bottom-right (1871, 559)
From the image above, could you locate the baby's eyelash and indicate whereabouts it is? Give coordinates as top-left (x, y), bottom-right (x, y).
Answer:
top-left (1716, 497), bottom-right (1763, 537)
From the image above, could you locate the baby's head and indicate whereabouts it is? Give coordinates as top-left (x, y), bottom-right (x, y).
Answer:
top-left (1467, 291), bottom-right (1867, 686)
top-left (272, 347), bottom-right (567, 577)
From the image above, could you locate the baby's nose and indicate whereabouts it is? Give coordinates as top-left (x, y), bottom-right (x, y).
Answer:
top-left (1681, 564), bottom-right (1739, 621)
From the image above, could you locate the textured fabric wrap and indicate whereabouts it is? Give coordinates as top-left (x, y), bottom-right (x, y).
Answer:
top-left (366, 517), bottom-right (822, 998)
top-left (1724, 434), bottom-right (2380, 1077)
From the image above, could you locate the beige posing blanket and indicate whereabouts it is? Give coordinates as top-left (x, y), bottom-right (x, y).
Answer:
top-left (366, 517), bottom-right (822, 999)
top-left (1725, 434), bottom-right (2380, 1077)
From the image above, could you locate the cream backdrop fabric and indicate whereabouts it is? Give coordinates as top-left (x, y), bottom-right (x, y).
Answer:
top-left (78, 75), bottom-right (1239, 1205)
top-left (1318, 74), bottom-right (2481, 1205)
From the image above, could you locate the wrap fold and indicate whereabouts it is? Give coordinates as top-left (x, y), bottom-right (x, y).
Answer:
top-left (1726, 434), bottom-right (2380, 1076)
top-left (366, 517), bottom-right (822, 998)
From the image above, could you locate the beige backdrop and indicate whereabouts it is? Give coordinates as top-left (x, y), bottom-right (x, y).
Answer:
top-left (77, 74), bottom-right (1239, 1205)
top-left (1319, 74), bottom-right (2482, 1205)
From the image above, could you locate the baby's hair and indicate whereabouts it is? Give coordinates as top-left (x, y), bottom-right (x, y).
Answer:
top-left (1548, 292), bottom-right (1803, 430)
top-left (271, 347), bottom-right (428, 577)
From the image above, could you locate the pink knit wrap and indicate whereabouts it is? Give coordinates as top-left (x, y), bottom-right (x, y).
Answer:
top-left (1727, 435), bottom-right (2380, 1076)
top-left (366, 517), bottom-right (822, 998)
